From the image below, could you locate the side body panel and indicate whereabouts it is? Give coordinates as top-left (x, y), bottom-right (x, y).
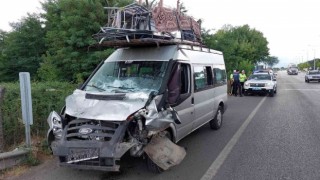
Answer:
top-left (174, 47), bottom-right (227, 141)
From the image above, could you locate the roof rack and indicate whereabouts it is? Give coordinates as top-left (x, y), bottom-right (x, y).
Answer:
top-left (93, 1), bottom-right (203, 48)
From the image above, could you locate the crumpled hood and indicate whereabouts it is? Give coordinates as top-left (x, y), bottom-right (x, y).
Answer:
top-left (65, 89), bottom-right (149, 121)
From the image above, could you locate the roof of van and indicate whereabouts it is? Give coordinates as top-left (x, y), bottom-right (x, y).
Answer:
top-left (105, 45), bottom-right (224, 64)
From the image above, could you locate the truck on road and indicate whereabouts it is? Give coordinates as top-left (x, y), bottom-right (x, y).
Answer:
top-left (287, 63), bottom-right (298, 75)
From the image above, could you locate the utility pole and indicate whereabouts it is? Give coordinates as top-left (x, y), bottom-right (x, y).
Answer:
top-left (313, 48), bottom-right (316, 70)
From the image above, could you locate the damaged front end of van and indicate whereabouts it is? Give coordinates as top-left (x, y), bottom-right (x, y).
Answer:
top-left (47, 60), bottom-right (186, 172)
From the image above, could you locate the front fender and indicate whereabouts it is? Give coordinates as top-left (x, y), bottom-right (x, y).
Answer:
top-left (47, 129), bottom-right (54, 151)
top-left (168, 123), bottom-right (177, 143)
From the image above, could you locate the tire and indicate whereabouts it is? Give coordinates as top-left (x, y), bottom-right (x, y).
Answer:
top-left (244, 91), bottom-right (248, 96)
top-left (210, 106), bottom-right (223, 130)
top-left (307, 79), bottom-right (310, 83)
top-left (146, 130), bottom-right (172, 173)
top-left (269, 90), bottom-right (274, 97)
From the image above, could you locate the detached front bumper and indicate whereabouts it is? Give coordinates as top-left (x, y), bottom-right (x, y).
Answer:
top-left (50, 121), bottom-right (134, 171)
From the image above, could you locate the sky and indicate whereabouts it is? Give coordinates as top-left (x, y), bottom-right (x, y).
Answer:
top-left (1, 0), bottom-right (320, 68)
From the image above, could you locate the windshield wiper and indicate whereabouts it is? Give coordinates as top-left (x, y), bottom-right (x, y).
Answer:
top-left (86, 84), bottom-right (106, 92)
top-left (107, 85), bottom-right (134, 90)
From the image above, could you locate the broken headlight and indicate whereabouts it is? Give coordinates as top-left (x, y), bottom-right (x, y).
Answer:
top-left (47, 111), bottom-right (63, 139)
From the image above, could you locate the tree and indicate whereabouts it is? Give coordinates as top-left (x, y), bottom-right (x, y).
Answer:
top-left (261, 56), bottom-right (279, 68)
top-left (39, 0), bottom-right (125, 82)
top-left (202, 24), bottom-right (269, 76)
top-left (298, 62), bottom-right (310, 70)
top-left (104, 0), bottom-right (134, 7)
top-left (315, 59), bottom-right (320, 70)
top-left (0, 14), bottom-right (46, 82)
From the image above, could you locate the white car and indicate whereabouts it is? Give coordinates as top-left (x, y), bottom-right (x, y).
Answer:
top-left (244, 73), bottom-right (277, 97)
top-left (305, 70), bottom-right (320, 83)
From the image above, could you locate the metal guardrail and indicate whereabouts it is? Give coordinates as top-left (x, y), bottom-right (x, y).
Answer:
top-left (0, 148), bottom-right (29, 170)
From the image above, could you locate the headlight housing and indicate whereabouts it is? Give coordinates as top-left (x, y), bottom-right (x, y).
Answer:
top-left (265, 82), bottom-right (273, 87)
top-left (244, 82), bottom-right (249, 86)
top-left (47, 111), bottom-right (63, 139)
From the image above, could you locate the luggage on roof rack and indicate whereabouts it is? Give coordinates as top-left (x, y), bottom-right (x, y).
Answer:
top-left (93, 1), bottom-right (203, 48)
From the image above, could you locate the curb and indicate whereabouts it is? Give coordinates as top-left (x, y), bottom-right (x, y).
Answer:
top-left (0, 149), bottom-right (29, 170)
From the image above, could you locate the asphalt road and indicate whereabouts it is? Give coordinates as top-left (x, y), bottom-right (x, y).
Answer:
top-left (7, 70), bottom-right (320, 180)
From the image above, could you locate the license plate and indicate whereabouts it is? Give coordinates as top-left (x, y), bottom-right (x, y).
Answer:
top-left (252, 87), bottom-right (261, 90)
top-left (67, 148), bottom-right (99, 163)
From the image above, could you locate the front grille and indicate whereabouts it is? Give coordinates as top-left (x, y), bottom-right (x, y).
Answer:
top-left (249, 83), bottom-right (265, 87)
top-left (312, 76), bottom-right (320, 79)
top-left (65, 119), bottom-right (119, 141)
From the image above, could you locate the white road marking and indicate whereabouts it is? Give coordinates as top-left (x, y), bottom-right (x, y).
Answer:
top-left (283, 89), bottom-right (320, 91)
top-left (280, 83), bottom-right (306, 84)
top-left (200, 97), bottom-right (267, 180)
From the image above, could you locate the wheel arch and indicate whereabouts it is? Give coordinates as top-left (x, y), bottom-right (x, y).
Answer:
top-left (166, 123), bottom-right (177, 143)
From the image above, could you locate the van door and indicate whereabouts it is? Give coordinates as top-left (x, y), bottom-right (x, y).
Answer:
top-left (192, 65), bottom-right (215, 130)
top-left (170, 63), bottom-right (194, 141)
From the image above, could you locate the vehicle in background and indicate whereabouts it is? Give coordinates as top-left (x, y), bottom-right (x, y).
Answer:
top-left (287, 63), bottom-right (298, 75)
top-left (253, 69), bottom-right (275, 77)
top-left (305, 70), bottom-right (320, 83)
top-left (253, 69), bottom-right (269, 74)
top-left (273, 70), bottom-right (278, 76)
top-left (244, 73), bottom-right (277, 97)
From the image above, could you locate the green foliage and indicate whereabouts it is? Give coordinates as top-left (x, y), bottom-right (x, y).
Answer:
top-left (317, 60), bottom-right (320, 69)
top-left (104, 0), bottom-right (135, 7)
top-left (0, 82), bottom-right (76, 149)
top-left (40, 0), bottom-right (117, 83)
top-left (0, 14), bottom-right (46, 82)
top-left (238, 59), bottom-right (255, 77)
top-left (298, 62), bottom-right (311, 70)
top-left (261, 56), bottom-right (279, 68)
top-left (202, 24), bottom-right (270, 76)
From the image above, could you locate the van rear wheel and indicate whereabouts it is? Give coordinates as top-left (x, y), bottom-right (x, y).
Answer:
top-left (210, 106), bottom-right (223, 130)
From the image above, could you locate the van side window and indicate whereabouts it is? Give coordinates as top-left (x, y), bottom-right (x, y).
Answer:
top-left (194, 65), bottom-right (214, 91)
top-left (213, 66), bottom-right (227, 86)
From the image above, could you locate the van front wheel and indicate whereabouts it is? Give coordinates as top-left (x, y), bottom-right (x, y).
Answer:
top-left (146, 130), bottom-right (172, 173)
top-left (210, 106), bottom-right (223, 130)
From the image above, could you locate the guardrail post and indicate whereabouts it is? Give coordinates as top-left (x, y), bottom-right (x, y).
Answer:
top-left (0, 87), bottom-right (5, 152)
top-left (19, 72), bottom-right (33, 148)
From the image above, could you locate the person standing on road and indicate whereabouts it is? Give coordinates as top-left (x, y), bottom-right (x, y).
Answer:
top-left (239, 70), bottom-right (247, 94)
top-left (229, 70), bottom-right (235, 95)
top-left (232, 70), bottom-right (242, 96)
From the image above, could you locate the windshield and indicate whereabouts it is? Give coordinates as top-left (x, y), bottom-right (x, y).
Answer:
top-left (84, 61), bottom-right (168, 94)
top-left (309, 71), bottom-right (320, 75)
top-left (248, 74), bottom-right (271, 80)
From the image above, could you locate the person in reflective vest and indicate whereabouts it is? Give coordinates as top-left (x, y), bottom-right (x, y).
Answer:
top-left (232, 70), bottom-right (242, 96)
top-left (229, 70), bottom-right (235, 95)
top-left (239, 70), bottom-right (247, 94)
